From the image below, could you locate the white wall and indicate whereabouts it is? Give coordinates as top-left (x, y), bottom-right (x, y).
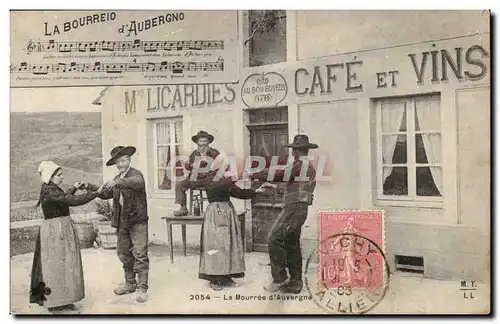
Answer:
top-left (296, 10), bottom-right (490, 60)
top-left (101, 86), bottom-right (146, 184)
top-left (298, 99), bottom-right (360, 243)
top-left (457, 86), bottom-right (490, 229)
top-left (190, 109), bottom-right (235, 156)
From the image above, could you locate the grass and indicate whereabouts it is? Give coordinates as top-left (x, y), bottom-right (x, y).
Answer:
top-left (10, 200), bottom-right (99, 222)
top-left (10, 112), bottom-right (103, 204)
top-left (10, 112), bottom-right (105, 255)
top-left (10, 226), bottom-right (40, 256)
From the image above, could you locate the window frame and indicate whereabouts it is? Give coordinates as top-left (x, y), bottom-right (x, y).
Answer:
top-left (247, 10), bottom-right (287, 67)
top-left (152, 117), bottom-right (184, 195)
top-left (375, 95), bottom-right (444, 208)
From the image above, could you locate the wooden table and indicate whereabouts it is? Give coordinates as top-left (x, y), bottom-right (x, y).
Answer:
top-left (162, 211), bottom-right (246, 263)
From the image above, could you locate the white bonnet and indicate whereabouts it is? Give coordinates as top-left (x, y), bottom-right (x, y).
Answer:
top-left (38, 161), bottom-right (61, 184)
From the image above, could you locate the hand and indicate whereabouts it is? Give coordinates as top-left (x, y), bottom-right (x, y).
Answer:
top-left (260, 182), bottom-right (278, 190)
top-left (73, 181), bottom-right (83, 189)
top-left (105, 180), bottom-right (117, 188)
top-left (250, 171), bottom-right (268, 181)
top-left (79, 181), bottom-right (88, 190)
top-left (255, 186), bottom-right (267, 193)
top-left (255, 183), bottom-right (276, 194)
top-left (97, 184), bottom-right (105, 193)
top-left (255, 187), bottom-right (273, 195)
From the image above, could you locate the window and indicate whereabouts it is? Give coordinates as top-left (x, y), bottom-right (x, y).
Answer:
top-left (375, 94), bottom-right (442, 204)
top-left (153, 118), bottom-right (184, 191)
top-left (247, 107), bottom-right (289, 167)
top-left (247, 10), bottom-right (287, 67)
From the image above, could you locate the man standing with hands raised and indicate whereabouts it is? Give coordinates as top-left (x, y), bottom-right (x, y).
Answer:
top-left (251, 134), bottom-right (318, 295)
top-left (89, 145), bottom-right (149, 303)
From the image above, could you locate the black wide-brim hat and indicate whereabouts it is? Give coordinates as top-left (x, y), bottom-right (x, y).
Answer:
top-left (192, 130), bottom-right (214, 143)
top-left (284, 134), bottom-right (319, 149)
top-left (106, 146), bottom-right (137, 166)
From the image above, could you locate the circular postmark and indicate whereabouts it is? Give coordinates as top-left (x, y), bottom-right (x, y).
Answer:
top-left (304, 233), bottom-right (390, 314)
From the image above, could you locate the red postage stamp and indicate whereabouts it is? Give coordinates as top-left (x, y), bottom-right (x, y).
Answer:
top-left (318, 210), bottom-right (386, 290)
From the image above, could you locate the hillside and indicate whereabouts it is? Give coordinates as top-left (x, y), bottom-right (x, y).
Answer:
top-left (10, 112), bottom-right (103, 203)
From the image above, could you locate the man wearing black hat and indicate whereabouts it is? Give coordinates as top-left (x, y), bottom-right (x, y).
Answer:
top-left (90, 146), bottom-right (150, 303)
top-left (173, 130), bottom-right (220, 216)
top-left (251, 134), bottom-right (318, 294)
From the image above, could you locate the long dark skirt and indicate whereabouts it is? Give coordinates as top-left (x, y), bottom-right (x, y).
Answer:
top-left (198, 201), bottom-right (245, 281)
top-left (29, 216), bottom-right (85, 308)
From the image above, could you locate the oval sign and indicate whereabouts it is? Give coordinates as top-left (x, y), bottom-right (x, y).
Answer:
top-left (241, 72), bottom-right (288, 108)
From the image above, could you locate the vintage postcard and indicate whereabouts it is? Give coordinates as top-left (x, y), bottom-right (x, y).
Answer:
top-left (10, 10), bottom-right (490, 315)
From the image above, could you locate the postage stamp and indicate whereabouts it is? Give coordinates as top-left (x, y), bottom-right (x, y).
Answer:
top-left (9, 9), bottom-right (490, 315)
top-left (304, 210), bottom-right (389, 314)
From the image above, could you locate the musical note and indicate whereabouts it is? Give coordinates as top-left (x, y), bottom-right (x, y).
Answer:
top-left (69, 62), bottom-right (77, 72)
top-left (143, 41), bottom-right (160, 52)
top-left (101, 41), bottom-right (116, 51)
top-left (77, 42), bottom-right (87, 52)
top-left (145, 62), bottom-right (156, 72)
top-left (9, 59), bottom-right (225, 75)
top-left (176, 41), bottom-right (188, 51)
top-left (22, 39), bottom-right (225, 53)
top-left (55, 63), bottom-right (66, 73)
top-left (18, 62), bottom-right (28, 72)
top-left (159, 61), bottom-right (169, 72)
top-left (58, 42), bottom-right (73, 53)
top-left (187, 62), bottom-right (198, 71)
top-left (163, 42), bottom-right (173, 51)
top-left (79, 63), bottom-right (90, 73)
top-left (89, 42), bottom-right (98, 52)
top-left (172, 61), bottom-right (184, 74)
top-left (93, 62), bottom-right (102, 72)
top-left (189, 41), bottom-right (203, 50)
top-left (32, 64), bottom-right (50, 75)
top-left (105, 64), bottom-right (124, 73)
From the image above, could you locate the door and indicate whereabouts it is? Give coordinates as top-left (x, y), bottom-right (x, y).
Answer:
top-left (247, 108), bottom-right (289, 252)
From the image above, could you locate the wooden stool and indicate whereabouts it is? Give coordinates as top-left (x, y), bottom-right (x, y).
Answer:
top-left (162, 211), bottom-right (247, 263)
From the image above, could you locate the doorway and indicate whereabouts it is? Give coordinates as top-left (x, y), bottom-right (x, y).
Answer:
top-left (246, 107), bottom-right (289, 252)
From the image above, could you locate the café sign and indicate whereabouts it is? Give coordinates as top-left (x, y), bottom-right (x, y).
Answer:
top-left (239, 35), bottom-right (489, 107)
top-left (241, 72), bottom-right (288, 108)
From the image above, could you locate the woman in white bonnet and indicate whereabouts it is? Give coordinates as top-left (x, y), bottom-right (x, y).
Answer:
top-left (30, 161), bottom-right (102, 312)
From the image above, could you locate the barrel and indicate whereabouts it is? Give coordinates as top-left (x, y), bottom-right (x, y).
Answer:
top-left (98, 221), bottom-right (117, 249)
top-left (72, 220), bottom-right (96, 249)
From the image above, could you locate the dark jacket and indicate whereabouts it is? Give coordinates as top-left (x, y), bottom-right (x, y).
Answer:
top-left (252, 157), bottom-right (316, 205)
top-left (38, 182), bottom-right (98, 219)
top-left (201, 172), bottom-right (256, 202)
top-left (185, 147), bottom-right (220, 171)
top-left (92, 167), bottom-right (148, 228)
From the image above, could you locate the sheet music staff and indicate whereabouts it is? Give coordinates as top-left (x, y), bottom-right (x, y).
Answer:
top-left (10, 58), bottom-right (224, 75)
top-left (26, 40), bottom-right (225, 54)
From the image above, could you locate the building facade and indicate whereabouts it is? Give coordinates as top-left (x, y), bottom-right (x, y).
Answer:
top-left (99, 10), bottom-right (490, 281)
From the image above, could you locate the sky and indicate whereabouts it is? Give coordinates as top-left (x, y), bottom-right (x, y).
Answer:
top-left (10, 87), bottom-right (106, 112)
